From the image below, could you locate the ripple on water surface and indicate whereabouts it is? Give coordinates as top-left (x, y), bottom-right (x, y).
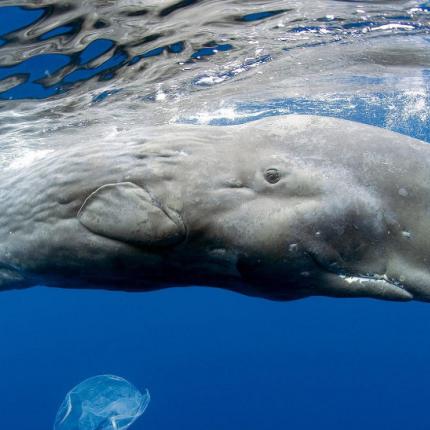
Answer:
top-left (0, 0), bottom-right (429, 160)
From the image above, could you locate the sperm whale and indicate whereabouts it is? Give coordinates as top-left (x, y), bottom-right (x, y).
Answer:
top-left (1, 115), bottom-right (430, 302)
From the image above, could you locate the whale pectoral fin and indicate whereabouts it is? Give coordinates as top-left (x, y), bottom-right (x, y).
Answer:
top-left (78, 182), bottom-right (186, 247)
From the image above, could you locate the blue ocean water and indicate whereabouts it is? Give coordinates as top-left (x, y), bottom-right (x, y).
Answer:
top-left (2, 286), bottom-right (430, 430)
top-left (1, 2), bottom-right (430, 429)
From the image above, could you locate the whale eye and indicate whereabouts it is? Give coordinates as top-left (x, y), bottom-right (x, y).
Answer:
top-left (264, 168), bottom-right (281, 184)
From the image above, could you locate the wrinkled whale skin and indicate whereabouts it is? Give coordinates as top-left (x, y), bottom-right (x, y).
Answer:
top-left (1, 115), bottom-right (430, 302)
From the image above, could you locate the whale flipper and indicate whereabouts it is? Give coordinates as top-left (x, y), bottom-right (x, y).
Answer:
top-left (78, 182), bottom-right (185, 247)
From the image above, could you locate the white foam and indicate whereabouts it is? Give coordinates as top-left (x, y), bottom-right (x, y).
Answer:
top-left (372, 23), bottom-right (415, 31)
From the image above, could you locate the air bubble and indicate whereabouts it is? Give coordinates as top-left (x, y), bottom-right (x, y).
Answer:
top-left (398, 188), bottom-right (408, 197)
top-left (289, 243), bottom-right (298, 252)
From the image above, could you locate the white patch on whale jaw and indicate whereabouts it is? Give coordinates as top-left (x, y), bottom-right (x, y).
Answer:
top-left (339, 273), bottom-right (397, 286)
top-left (336, 272), bottom-right (413, 301)
top-left (306, 251), bottom-right (412, 300)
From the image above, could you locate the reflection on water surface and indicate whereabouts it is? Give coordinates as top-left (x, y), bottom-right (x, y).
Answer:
top-left (0, 1), bottom-right (429, 161)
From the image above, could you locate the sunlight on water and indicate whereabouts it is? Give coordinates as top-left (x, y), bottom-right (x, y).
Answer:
top-left (0, 0), bottom-right (429, 163)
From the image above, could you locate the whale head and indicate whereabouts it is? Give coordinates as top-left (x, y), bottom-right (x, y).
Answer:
top-left (73, 116), bottom-right (428, 302)
top-left (180, 144), bottom-right (405, 301)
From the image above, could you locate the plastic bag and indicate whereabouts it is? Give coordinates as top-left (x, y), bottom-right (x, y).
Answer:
top-left (54, 374), bottom-right (150, 430)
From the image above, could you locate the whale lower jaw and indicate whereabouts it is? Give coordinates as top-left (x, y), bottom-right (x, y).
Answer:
top-left (321, 272), bottom-right (413, 301)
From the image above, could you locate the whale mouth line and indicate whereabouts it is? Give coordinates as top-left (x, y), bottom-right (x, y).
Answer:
top-left (307, 252), bottom-right (412, 299)
top-left (333, 271), bottom-right (413, 300)
top-left (336, 272), bottom-right (405, 290)
top-left (327, 270), bottom-right (413, 300)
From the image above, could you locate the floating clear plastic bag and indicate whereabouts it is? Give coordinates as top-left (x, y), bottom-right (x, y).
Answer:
top-left (54, 375), bottom-right (150, 430)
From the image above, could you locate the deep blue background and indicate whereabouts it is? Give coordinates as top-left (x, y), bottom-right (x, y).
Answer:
top-left (1, 5), bottom-right (430, 430)
top-left (2, 288), bottom-right (430, 430)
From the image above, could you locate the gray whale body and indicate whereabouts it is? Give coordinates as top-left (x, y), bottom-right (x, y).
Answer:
top-left (2, 115), bottom-right (430, 302)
